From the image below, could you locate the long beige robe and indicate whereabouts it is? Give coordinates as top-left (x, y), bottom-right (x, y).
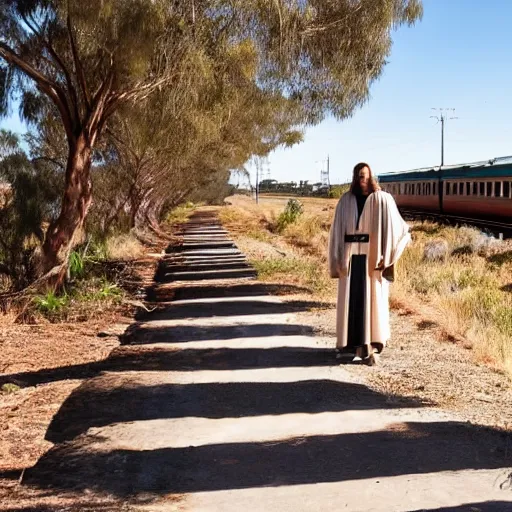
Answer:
top-left (328, 191), bottom-right (410, 349)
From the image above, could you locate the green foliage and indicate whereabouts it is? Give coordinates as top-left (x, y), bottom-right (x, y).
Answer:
top-left (95, 281), bottom-right (121, 300)
top-left (1, 383), bottom-right (20, 394)
top-left (165, 203), bottom-right (197, 225)
top-left (251, 255), bottom-right (331, 294)
top-left (32, 275), bottom-right (123, 322)
top-left (275, 199), bottom-right (304, 232)
top-left (34, 291), bottom-right (68, 315)
top-left (0, 130), bottom-right (61, 290)
top-left (0, 0), bottom-right (423, 287)
top-left (328, 184), bottom-right (350, 199)
top-left (69, 250), bottom-right (85, 279)
top-left (89, 238), bottom-right (109, 261)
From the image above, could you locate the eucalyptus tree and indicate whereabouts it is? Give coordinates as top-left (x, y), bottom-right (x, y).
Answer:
top-left (0, 130), bottom-right (61, 289)
top-left (0, 0), bottom-right (190, 279)
top-left (0, 0), bottom-right (422, 283)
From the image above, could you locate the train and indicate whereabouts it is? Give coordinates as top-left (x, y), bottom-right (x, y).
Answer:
top-left (377, 157), bottom-right (512, 222)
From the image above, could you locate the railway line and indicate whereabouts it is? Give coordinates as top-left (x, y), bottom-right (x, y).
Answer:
top-left (400, 208), bottom-right (512, 239)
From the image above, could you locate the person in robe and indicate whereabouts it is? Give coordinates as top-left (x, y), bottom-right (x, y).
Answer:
top-left (328, 162), bottom-right (411, 365)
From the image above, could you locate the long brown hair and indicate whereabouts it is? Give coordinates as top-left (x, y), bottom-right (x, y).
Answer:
top-left (350, 162), bottom-right (381, 195)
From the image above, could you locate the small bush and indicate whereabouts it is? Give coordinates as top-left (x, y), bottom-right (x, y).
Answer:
top-left (165, 203), bottom-right (196, 225)
top-left (328, 184), bottom-right (350, 199)
top-left (34, 290), bottom-right (68, 315)
top-left (69, 250), bottom-right (86, 279)
top-left (275, 199), bottom-right (304, 233)
top-left (94, 281), bottom-right (122, 300)
top-left (0, 133), bottom-right (62, 290)
top-left (1, 383), bottom-right (20, 394)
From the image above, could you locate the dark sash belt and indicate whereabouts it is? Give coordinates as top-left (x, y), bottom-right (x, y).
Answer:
top-left (345, 234), bottom-right (369, 243)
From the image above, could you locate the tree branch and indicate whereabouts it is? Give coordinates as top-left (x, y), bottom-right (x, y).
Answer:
top-left (21, 11), bottom-right (80, 129)
top-left (300, 6), bottom-right (362, 36)
top-left (0, 43), bottom-right (75, 143)
top-left (67, 8), bottom-right (92, 111)
top-left (31, 156), bottom-right (66, 171)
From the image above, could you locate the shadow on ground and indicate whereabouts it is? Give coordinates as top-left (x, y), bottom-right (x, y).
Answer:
top-left (14, 213), bottom-right (512, 506)
top-left (410, 503), bottom-right (512, 512)
top-left (43, 377), bottom-right (431, 444)
top-left (136, 299), bottom-right (334, 321)
top-left (25, 420), bottom-right (512, 497)
top-left (1, 344), bottom-right (336, 388)
top-left (146, 282), bottom-right (314, 302)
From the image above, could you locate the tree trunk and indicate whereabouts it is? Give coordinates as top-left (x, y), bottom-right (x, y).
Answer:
top-left (40, 133), bottom-right (92, 284)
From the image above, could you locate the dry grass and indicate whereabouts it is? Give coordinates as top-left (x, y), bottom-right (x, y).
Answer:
top-left (222, 194), bottom-right (512, 377)
top-left (105, 233), bottom-right (145, 261)
top-left (393, 223), bottom-right (512, 373)
top-left (165, 202), bottom-right (197, 225)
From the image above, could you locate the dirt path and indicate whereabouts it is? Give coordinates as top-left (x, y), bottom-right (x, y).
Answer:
top-left (5, 209), bottom-right (512, 511)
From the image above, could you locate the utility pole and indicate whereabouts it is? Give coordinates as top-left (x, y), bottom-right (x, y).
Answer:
top-left (430, 108), bottom-right (458, 166)
top-left (327, 155), bottom-right (331, 191)
top-left (254, 156), bottom-right (267, 204)
top-left (255, 159), bottom-right (259, 204)
top-left (318, 155), bottom-right (330, 190)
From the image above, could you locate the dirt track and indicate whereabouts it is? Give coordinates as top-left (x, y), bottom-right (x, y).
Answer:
top-left (2, 209), bottom-right (512, 511)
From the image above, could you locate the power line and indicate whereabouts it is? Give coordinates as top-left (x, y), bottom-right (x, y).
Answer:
top-left (430, 108), bottom-right (458, 166)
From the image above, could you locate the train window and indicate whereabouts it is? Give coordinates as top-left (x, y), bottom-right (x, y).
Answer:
top-left (445, 183), bottom-right (450, 195)
top-left (452, 183), bottom-right (457, 195)
top-left (466, 182), bottom-right (470, 195)
top-left (495, 181), bottom-right (502, 197)
top-left (480, 182), bottom-right (485, 196)
top-left (458, 182), bottom-right (464, 195)
top-left (486, 182), bottom-right (492, 196)
top-left (433, 182), bottom-right (437, 195)
top-left (472, 182), bottom-right (477, 195)
top-left (503, 181), bottom-right (510, 198)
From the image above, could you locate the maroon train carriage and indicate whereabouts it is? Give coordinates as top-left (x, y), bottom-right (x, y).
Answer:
top-left (378, 158), bottom-right (512, 222)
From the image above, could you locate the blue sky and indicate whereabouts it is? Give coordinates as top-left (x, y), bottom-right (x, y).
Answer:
top-left (3, 1), bottom-right (512, 186)
top-left (259, 0), bottom-right (512, 185)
